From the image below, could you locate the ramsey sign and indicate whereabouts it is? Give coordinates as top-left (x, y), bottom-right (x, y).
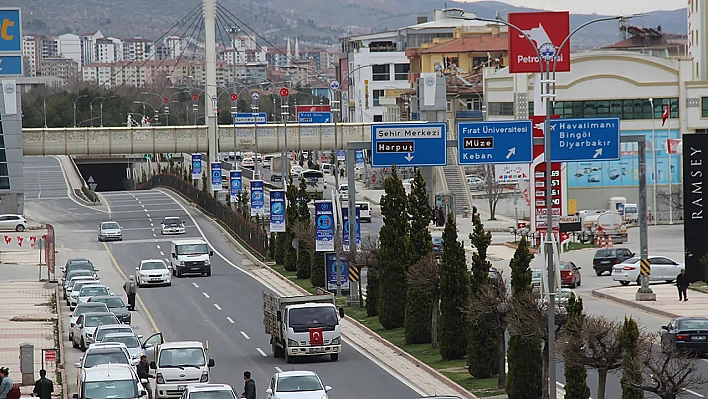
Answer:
top-left (508, 11), bottom-right (571, 73)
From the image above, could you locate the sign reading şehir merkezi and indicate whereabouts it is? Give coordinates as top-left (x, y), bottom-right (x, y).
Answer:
top-left (549, 118), bottom-right (621, 162)
top-left (457, 120), bottom-right (533, 165)
top-left (371, 122), bottom-right (447, 167)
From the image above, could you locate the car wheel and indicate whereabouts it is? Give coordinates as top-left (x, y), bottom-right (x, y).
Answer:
top-left (15, 225), bottom-right (25, 232)
top-left (272, 343), bottom-right (281, 358)
top-left (177, 269), bottom-right (183, 278)
top-left (136, 281), bottom-right (141, 288)
top-left (205, 270), bottom-right (211, 277)
top-left (570, 282), bottom-right (576, 288)
top-left (285, 351), bottom-right (293, 364)
top-left (595, 270), bottom-right (603, 276)
top-left (330, 354), bottom-right (339, 361)
top-left (166, 282), bottom-right (172, 287)
top-left (577, 279), bottom-right (581, 287)
top-left (98, 237), bottom-right (103, 242)
top-left (69, 332), bottom-right (73, 341)
top-left (619, 281), bottom-right (630, 286)
top-left (80, 337), bottom-right (86, 352)
top-left (72, 336), bottom-right (79, 348)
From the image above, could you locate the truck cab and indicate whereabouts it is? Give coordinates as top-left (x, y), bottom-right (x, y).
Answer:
top-left (170, 239), bottom-right (213, 277)
top-left (150, 341), bottom-right (215, 399)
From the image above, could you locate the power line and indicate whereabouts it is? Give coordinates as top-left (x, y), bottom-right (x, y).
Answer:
top-left (157, 14), bottom-right (204, 95)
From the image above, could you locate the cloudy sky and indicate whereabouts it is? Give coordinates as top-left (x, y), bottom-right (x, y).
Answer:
top-left (459, 0), bottom-right (686, 15)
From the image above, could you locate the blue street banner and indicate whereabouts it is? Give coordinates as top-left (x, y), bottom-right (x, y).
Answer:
top-left (269, 189), bottom-right (286, 233)
top-left (191, 153), bottom-right (202, 180)
top-left (229, 170), bottom-right (242, 202)
top-left (325, 253), bottom-right (350, 291)
top-left (355, 150), bottom-right (365, 168)
top-left (210, 162), bottom-right (222, 192)
top-left (337, 150), bottom-right (346, 161)
top-left (342, 206), bottom-right (361, 250)
top-left (315, 200), bottom-right (335, 252)
top-left (250, 180), bottom-right (265, 216)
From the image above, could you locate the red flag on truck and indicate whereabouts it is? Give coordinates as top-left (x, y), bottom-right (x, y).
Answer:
top-left (309, 328), bottom-right (324, 346)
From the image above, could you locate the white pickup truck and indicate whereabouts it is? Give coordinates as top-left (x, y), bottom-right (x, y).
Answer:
top-left (149, 339), bottom-right (215, 399)
top-left (263, 292), bottom-right (344, 363)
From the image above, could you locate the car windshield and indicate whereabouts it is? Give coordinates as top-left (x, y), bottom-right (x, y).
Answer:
top-left (93, 298), bottom-right (126, 308)
top-left (67, 271), bottom-right (94, 282)
top-left (83, 351), bottom-right (129, 367)
top-left (97, 328), bottom-right (133, 341)
top-left (595, 249), bottom-right (616, 257)
top-left (85, 315), bottom-right (120, 327)
top-left (141, 262), bottom-right (167, 271)
top-left (75, 305), bottom-right (108, 316)
top-left (80, 286), bottom-right (109, 297)
top-left (558, 290), bottom-right (573, 299)
top-left (68, 264), bottom-right (94, 274)
top-left (288, 306), bottom-right (338, 331)
top-left (175, 244), bottom-right (208, 255)
top-left (190, 391), bottom-right (236, 399)
top-left (276, 375), bottom-right (323, 392)
top-left (432, 236), bottom-right (442, 244)
top-left (103, 335), bottom-right (140, 348)
top-left (677, 319), bottom-right (708, 330)
top-left (559, 263), bottom-right (570, 270)
top-left (532, 270), bottom-right (542, 279)
top-left (164, 218), bottom-right (182, 226)
top-left (73, 281), bottom-right (96, 291)
top-left (625, 206), bottom-right (638, 213)
top-left (102, 222), bottom-right (120, 230)
top-left (84, 379), bottom-right (137, 399)
top-left (158, 348), bottom-right (206, 367)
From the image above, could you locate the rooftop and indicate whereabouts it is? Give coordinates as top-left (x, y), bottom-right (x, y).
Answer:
top-left (418, 34), bottom-right (508, 54)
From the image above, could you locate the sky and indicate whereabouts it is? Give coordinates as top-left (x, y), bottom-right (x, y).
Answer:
top-left (459, 0), bottom-right (687, 16)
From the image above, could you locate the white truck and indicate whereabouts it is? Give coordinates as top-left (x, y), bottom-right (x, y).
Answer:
top-left (170, 239), bottom-right (213, 277)
top-left (148, 340), bottom-right (215, 399)
top-left (263, 292), bottom-right (343, 363)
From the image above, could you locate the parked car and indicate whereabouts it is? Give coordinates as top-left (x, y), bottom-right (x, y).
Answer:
top-left (612, 255), bottom-right (684, 286)
top-left (88, 295), bottom-right (131, 324)
top-left (74, 364), bottom-right (148, 399)
top-left (101, 333), bottom-right (147, 360)
top-left (467, 176), bottom-right (486, 191)
top-left (74, 343), bottom-right (133, 369)
top-left (266, 371), bottom-right (331, 399)
top-left (432, 236), bottom-right (443, 258)
top-left (0, 214), bottom-right (28, 232)
top-left (593, 247), bottom-right (634, 276)
top-left (69, 303), bottom-right (110, 341)
top-left (559, 261), bottom-right (582, 288)
top-left (76, 284), bottom-right (111, 306)
top-left (69, 280), bottom-right (103, 309)
top-left (531, 269), bottom-right (542, 291)
top-left (94, 324), bottom-right (139, 344)
top-left (72, 312), bottom-right (121, 351)
top-left (64, 273), bottom-right (98, 300)
top-left (63, 258), bottom-right (98, 280)
top-left (98, 221), bottom-right (123, 242)
top-left (661, 317), bottom-right (708, 353)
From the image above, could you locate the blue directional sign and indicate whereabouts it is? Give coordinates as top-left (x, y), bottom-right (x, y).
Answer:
top-left (0, 55), bottom-right (22, 76)
top-left (371, 122), bottom-right (447, 167)
top-left (298, 111), bottom-right (332, 123)
top-left (457, 120), bottom-right (533, 165)
top-left (0, 9), bottom-right (21, 53)
top-left (191, 153), bottom-right (202, 180)
top-left (550, 118), bottom-right (621, 162)
top-left (233, 112), bottom-right (267, 125)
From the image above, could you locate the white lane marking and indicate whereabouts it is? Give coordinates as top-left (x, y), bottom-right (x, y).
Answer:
top-left (203, 292), bottom-right (210, 299)
top-left (686, 389), bottom-right (705, 398)
top-left (274, 367), bottom-right (283, 373)
top-left (227, 317), bottom-right (235, 324)
top-left (156, 245), bottom-right (161, 249)
top-left (214, 304), bottom-right (222, 310)
top-left (149, 219), bottom-right (152, 222)
top-left (146, 213), bottom-right (151, 217)
top-left (160, 251), bottom-right (164, 256)
top-left (153, 233), bottom-right (156, 237)
top-left (165, 258), bottom-right (170, 263)
top-left (240, 331), bottom-right (250, 340)
top-left (256, 348), bottom-right (267, 357)
top-left (192, 283), bottom-right (199, 288)
top-left (151, 223), bottom-right (154, 227)
top-left (142, 204), bottom-right (145, 208)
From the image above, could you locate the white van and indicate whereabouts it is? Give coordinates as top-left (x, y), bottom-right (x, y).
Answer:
top-left (356, 201), bottom-right (371, 223)
top-left (170, 239), bottom-right (213, 277)
top-left (150, 341), bottom-right (215, 399)
top-left (624, 203), bottom-right (639, 223)
top-left (321, 163), bottom-right (334, 175)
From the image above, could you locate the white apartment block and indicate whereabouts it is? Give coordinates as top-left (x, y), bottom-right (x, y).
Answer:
top-left (22, 36), bottom-right (39, 76)
top-left (80, 31), bottom-right (104, 66)
top-left (95, 38), bottom-right (123, 63)
top-left (123, 38), bottom-right (152, 61)
top-left (82, 60), bottom-right (233, 88)
top-left (58, 33), bottom-right (82, 66)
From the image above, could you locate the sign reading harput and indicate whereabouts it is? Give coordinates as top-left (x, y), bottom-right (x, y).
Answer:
top-left (508, 11), bottom-right (571, 73)
top-left (684, 133), bottom-right (708, 283)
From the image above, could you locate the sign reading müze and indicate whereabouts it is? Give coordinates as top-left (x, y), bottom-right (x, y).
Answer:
top-left (269, 190), bottom-right (286, 233)
top-left (250, 180), bottom-right (265, 216)
top-left (191, 154), bottom-right (202, 180)
top-left (229, 170), bottom-right (242, 202)
top-left (315, 200), bottom-right (335, 252)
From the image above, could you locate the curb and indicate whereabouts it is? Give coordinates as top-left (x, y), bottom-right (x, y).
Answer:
top-left (590, 288), bottom-right (677, 319)
top-left (505, 242), bottom-right (540, 254)
top-left (55, 283), bottom-right (69, 399)
top-left (362, 195), bottom-right (380, 206)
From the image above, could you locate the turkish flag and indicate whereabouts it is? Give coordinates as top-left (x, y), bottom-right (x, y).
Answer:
top-left (309, 328), bottom-right (324, 346)
top-left (662, 105), bottom-right (669, 126)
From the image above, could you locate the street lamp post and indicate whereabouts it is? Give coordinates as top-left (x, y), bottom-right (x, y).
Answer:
top-left (648, 97), bottom-right (658, 225)
top-left (100, 96), bottom-right (115, 127)
top-left (73, 94), bottom-right (88, 128)
top-left (43, 98), bottom-right (48, 128)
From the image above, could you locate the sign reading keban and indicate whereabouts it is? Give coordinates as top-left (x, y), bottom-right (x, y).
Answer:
top-left (597, 211), bottom-right (623, 231)
top-left (191, 153), bottom-right (202, 180)
top-left (269, 190), bottom-right (286, 233)
top-left (494, 164), bottom-right (530, 184)
top-left (210, 162), bottom-right (222, 192)
top-left (229, 170), bottom-right (242, 203)
top-left (355, 150), bottom-right (365, 168)
top-left (325, 253), bottom-right (350, 291)
top-left (250, 180), bottom-right (265, 216)
top-left (0, 233), bottom-right (48, 251)
top-left (315, 200), bottom-right (335, 252)
top-left (337, 150), bottom-right (346, 161)
top-left (341, 206), bottom-right (361, 251)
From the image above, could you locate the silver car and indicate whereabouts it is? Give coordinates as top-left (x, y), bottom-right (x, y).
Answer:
top-left (72, 312), bottom-right (120, 351)
top-left (161, 217), bottom-right (185, 235)
top-left (98, 221), bottom-right (123, 242)
top-left (0, 214), bottom-right (28, 232)
top-left (94, 324), bottom-right (140, 344)
top-left (77, 284), bottom-right (112, 305)
top-left (69, 302), bottom-right (109, 341)
top-left (136, 259), bottom-right (172, 287)
top-left (74, 343), bottom-right (133, 369)
top-left (69, 279), bottom-right (103, 309)
top-left (64, 274), bottom-right (97, 301)
top-left (101, 333), bottom-right (146, 360)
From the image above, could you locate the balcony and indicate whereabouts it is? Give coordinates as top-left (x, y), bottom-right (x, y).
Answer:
top-left (455, 110), bottom-right (484, 119)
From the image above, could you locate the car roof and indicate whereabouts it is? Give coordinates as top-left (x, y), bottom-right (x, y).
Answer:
top-left (140, 259), bottom-right (166, 263)
top-left (163, 216), bottom-right (182, 220)
top-left (275, 370), bottom-right (319, 378)
top-left (70, 276), bottom-right (97, 281)
top-left (82, 364), bottom-right (135, 381)
top-left (103, 332), bottom-right (138, 339)
top-left (90, 295), bottom-right (123, 303)
top-left (674, 316), bottom-right (708, 321)
top-left (161, 341), bottom-right (204, 349)
top-left (79, 284), bottom-right (108, 291)
top-left (68, 258), bottom-right (92, 263)
top-left (171, 239), bottom-right (206, 245)
top-left (96, 324), bottom-right (133, 330)
top-left (87, 342), bottom-right (128, 351)
top-left (82, 312), bottom-right (116, 317)
top-left (186, 384), bottom-right (234, 392)
top-left (76, 302), bottom-right (109, 308)
top-left (101, 221), bottom-right (119, 225)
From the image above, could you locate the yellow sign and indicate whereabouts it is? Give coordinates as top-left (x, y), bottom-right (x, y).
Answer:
top-left (567, 199), bottom-right (577, 215)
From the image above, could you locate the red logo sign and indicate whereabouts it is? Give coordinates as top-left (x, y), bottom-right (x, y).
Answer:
top-left (44, 350), bottom-right (57, 362)
top-left (279, 88), bottom-right (290, 97)
top-left (295, 105), bottom-right (330, 115)
top-left (666, 139), bottom-right (681, 154)
top-left (231, 93), bottom-right (238, 101)
top-left (163, 98), bottom-right (169, 104)
top-left (531, 115), bottom-right (563, 234)
top-left (309, 328), bottom-right (324, 346)
top-left (508, 11), bottom-right (570, 73)
top-left (192, 94), bottom-right (198, 101)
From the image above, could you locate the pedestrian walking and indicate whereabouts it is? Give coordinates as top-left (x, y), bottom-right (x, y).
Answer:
top-left (677, 268), bottom-right (689, 301)
top-left (123, 275), bottom-right (137, 311)
top-left (0, 368), bottom-right (11, 399)
top-left (32, 369), bottom-right (53, 399)
top-left (136, 355), bottom-right (154, 399)
top-left (241, 371), bottom-right (256, 399)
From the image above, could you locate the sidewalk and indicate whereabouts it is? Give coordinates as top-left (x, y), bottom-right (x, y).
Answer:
top-left (55, 156), bottom-right (108, 211)
top-left (592, 283), bottom-right (708, 319)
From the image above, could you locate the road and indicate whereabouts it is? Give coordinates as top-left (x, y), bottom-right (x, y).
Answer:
top-left (24, 156), bottom-right (419, 399)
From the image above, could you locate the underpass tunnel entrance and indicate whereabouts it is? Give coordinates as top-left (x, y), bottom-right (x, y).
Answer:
top-left (75, 161), bottom-right (133, 192)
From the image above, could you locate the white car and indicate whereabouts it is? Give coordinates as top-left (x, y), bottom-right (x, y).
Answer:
top-left (69, 302), bottom-right (110, 341)
top-left (0, 214), bottom-right (28, 232)
top-left (290, 165), bottom-right (303, 177)
top-left (74, 343), bottom-right (134, 370)
top-left (612, 256), bottom-right (684, 286)
top-left (76, 364), bottom-right (148, 399)
top-left (69, 280), bottom-right (103, 309)
top-left (94, 324), bottom-right (140, 344)
top-left (161, 217), bottom-right (186, 235)
top-left (241, 158), bottom-right (255, 168)
top-left (181, 384), bottom-right (236, 399)
top-left (65, 275), bottom-right (99, 303)
top-left (72, 312), bottom-right (120, 351)
top-left (338, 183), bottom-right (349, 201)
top-left (77, 284), bottom-right (111, 305)
top-left (266, 371), bottom-right (331, 399)
top-left (136, 259), bottom-right (172, 287)
top-left (102, 333), bottom-right (146, 361)
top-left (98, 221), bottom-right (123, 241)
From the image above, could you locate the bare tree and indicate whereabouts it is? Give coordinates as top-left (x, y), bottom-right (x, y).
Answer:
top-left (483, 165), bottom-right (505, 220)
top-left (632, 335), bottom-right (708, 399)
top-left (344, 235), bottom-right (380, 308)
top-left (466, 282), bottom-right (511, 387)
top-left (657, 188), bottom-right (683, 217)
top-left (291, 220), bottom-right (315, 252)
top-left (406, 253), bottom-right (441, 348)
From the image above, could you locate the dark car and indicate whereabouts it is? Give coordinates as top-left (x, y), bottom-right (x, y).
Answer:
top-left (593, 248), bottom-right (634, 276)
top-left (661, 317), bottom-right (708, 353)
top-left (88, 295), bottom-right (131, 325)
top-left (559, 261), bottom-right (581, 288)
top-left (63, 258), bottom-right (97, 279)
top-left (469, 266), bottom-right (505, 288)
top-left (432, 236), bottom-right (443, 258)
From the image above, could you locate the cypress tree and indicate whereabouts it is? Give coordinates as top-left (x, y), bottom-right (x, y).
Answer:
top-left (283, 175), bottom-right (299, 272)
top-left (268, 232), bottom-right (276, 260)
top-left (619, 316), bottom-right (645, 399)
top-left (404, 168), bottom-right (434, 344)
top-left (506, 236), bottom-right (542, 399)
top-left (438, 215), bottom-right (469, 360)
top-left (467, 207), bottom-right (499, 378)
top-left (366, 268), bottom-right (380, 316)
top-left (295, 180), bottom-right (312, 279)
top-left (310, 251), bottom-right (325, 287)
top-left (377, 166), bottom-right (410, 329)
top-left (564, 293), bottom-right (591, 399)
top-left (274, 232), bottom-right (286, 265)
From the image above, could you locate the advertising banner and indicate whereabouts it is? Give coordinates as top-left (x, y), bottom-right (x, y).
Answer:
top-left (684, 133), bottom-right (708, 282)
top-left (250, 180), bottom-right (265, 216)
top-left (508, 11), bottom-right (571, 73)
top-left (269, 190), bottom-right (286, 232)
top-left (45, 224), bottom-right (54, 274)
top-left (342, 206), bottom-right (361, 250)
top-left (495, 164), bottom-right (530, 184)
top-left (355, 150), bottom-right (365, 168)
top-left (315, 200), bottom-right (335, 252)
top-left (325, 253), bottom-right (350, 291)
top-left (229, 170), bottom-right (242, 202)
top-left (210, 162), bottom-right (222, 192)
top-left (191, 153), bottom-right (202, 180)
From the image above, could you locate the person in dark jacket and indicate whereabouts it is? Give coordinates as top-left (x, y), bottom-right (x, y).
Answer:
top-left (32, 369), bottom-right (53, 399)
top-left (242, 371), bottom-right (256, 399)
top-left (677, 268), bottom-right (689, 301)
top-left (136, 355), bottom-right (154, 399)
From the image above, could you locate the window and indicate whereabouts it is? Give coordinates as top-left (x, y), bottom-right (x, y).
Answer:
top-left (372, 89), bottom-right (384, 106)
top-left (488, 102), bottom-right (514, 116)
top-left (372, 64), bottom-right (390, 81)
top-left (467, 98), bottom-right (482, 111)
top-left (473, 57), bottom-right (488, 68)
top-left (394, 64), bottom-right (409, 80)
top-left (701, 97), bottom-right (708, 118)
top-left (532, 98), bottom-right (679, 120)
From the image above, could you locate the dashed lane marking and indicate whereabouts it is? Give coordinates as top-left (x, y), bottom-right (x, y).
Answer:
top-left (240, 331), bottom-right (250, 339)
top-left (256, 348), bottom-right (267, 357)
top-left (203, 292), bottom-right (210, 299)
top-left (227, 317), bottom-right (235, 324)
top-left (192, 283), bottom-right (199, 288)
top-left (214, 304), bottom-right (222, 311)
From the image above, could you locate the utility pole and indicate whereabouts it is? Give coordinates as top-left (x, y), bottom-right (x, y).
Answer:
top-left (204, 0), bottom-right (218, 194)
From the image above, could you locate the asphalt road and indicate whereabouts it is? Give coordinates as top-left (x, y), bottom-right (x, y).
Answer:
top-left (24, 156), bottom-right (418, 399)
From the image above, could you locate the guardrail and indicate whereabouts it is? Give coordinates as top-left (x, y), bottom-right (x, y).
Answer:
top-left (138, 173), bottom-right (269, 257)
